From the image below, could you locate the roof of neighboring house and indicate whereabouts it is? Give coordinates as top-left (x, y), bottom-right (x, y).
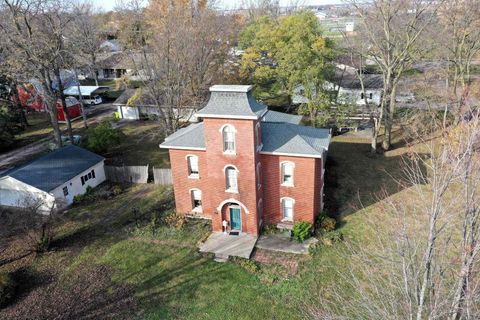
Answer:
top-left (0, 145), bottom-right (104, 192)
top-left (160, 122), bottom-right (205, 150)
top-left (113, 88), bottom-right (157, 106)
top-left (262, 110), bottom-right (302, 125)
top-left (332, 68), bottom-right (384, 89)
top-left (64, 86), bottom-right (110, 96)
top-left (260, 122), bottom-right (330, 157)
top-left (196, 85), bottom-right (268, 119)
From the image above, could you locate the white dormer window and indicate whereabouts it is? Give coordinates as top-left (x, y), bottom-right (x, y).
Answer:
top-left (222, 125), bottom-right (236, 153)
top-left (187, 155), bottom-right (199, 178)
top-left (281, 162), bottom-right (294, 186)
top-left (225, 166), bottom-right (238, 192)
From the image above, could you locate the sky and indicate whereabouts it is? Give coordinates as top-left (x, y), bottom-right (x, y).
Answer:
top-left (91, 0), bottom-right (343, 12)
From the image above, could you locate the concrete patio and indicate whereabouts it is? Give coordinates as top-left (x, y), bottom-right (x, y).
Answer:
top-left (255, 232), bottom-right (318, 255)
top-left (199, 232), bottom-right (258, 261)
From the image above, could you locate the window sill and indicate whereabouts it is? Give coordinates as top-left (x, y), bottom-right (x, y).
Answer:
top-left (225, 189), bottom-right (239, 194)
top-left (188, 174), bottom-right (200, 179)
top-left (223, 151), bottom-right (236, 156)
top-left (281, 218), bottom-right (293, 223)
top-left (281, 183), bottom-right (294, 188)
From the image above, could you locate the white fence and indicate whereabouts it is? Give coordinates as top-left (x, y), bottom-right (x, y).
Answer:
top-left (153, 168), bottom-right (172, 185)
top-left (105, 165), bottom-right (149, 184)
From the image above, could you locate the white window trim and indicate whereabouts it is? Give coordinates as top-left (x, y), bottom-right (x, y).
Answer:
top-left (280, 197), bottom-right (295, 222)
top-left (186, 154), bottom-right (200, 179)
top-left (224, 165), bottom-right (239, 193)
top-left (189, 188), bottom-right (203, 213)
top-left (220, 124), bottom-right (237, 155)
top-left (280, 161), bottom-right (295, 187)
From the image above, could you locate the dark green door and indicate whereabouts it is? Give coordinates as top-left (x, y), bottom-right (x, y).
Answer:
top-left (229, 207), bottom-right (241, 230)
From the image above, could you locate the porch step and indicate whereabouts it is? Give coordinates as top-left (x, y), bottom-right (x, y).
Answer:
top-left (214, 253), bottom-right (229, 263)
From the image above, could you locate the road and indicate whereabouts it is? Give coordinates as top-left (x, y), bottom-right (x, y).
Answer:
top-left (0, 103), bottom-right (117, 171)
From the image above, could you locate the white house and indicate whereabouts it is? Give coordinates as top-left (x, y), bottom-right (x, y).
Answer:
top-left (293, 68), bottom-right (383, 108)
top-left (0, 145), bottom-right (105, 212)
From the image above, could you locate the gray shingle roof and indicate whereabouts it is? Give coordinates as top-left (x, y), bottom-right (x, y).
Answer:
top-left (160, 122), bottom-right (205, 150)
top-left (261, 122), bottom-right (331, 157)
top-left (196, 85), bottom-right (268, 119)
top-left (262, 110), bottom-right (303, 125)
top-left (1, 145), bottom-right (104, 192)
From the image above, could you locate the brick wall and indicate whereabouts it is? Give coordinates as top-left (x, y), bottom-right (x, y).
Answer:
top-left (260, 154), bottom-right (322, 226)
top-left (168, 119), bottom-right (324, 235)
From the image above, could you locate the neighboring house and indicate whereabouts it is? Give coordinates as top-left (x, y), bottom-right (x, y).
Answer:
top-left (160, 85), bottom-right (331, 236)
top-left (0, 146), bottom-right (106, 212)
top-left (292, 67), bottom-right (384, 108)
top-left (94, 52), bottom-right (152, 81)
top-left (113, 88), bottom-right (198, 122)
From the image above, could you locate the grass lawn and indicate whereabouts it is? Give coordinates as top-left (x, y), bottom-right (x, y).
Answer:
top-left (105, 120), bottom-right (170, 168)
top-left (13, 113), bottom-right (56, 147)
top-left (0, 130), bottom-right (417, 319)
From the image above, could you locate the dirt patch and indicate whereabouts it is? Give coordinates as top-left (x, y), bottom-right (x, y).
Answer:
top-left (252, 249), bottom-right (302, 274)
top-left (0, 264), bottom-right (140, 320)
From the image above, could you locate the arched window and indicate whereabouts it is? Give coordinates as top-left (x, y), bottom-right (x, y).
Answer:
top-left (281, 197), bottom-right (294, 221)
top-left (190, 189), bottom-right (202, 210)
top-left (225, 166), bottom-right (238, 191)
top-left (187, 155), bottom-right (199, 177)
top-left (222, 125), bottom-right (236, 153)
top-left (281, 162), bottom-right (294, 186)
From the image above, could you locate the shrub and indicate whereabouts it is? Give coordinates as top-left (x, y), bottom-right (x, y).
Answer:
top-left (262, 224), bottom-right (280, 235)
top-left (111, 185), bottom-right (123, 196)
top-left (232, 257), bottom-right (259, 273)
top-left (82, 121), bottom-right (124, 154)
top-left (72, 185), bottom-right (96, 205)
top-left (320, 216), bottom-right (336, 233)
top-left (292, 221), bottom-right (312, 242)
top-left (0, 272), bottom-right (16, 307)
top-left (163, 211), bottom-right (186, 230)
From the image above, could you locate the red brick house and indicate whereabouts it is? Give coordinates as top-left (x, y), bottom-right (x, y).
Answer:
top-left (160, 85), bottom-right (331, 236)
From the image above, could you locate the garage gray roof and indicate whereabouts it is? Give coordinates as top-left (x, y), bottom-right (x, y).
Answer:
top-left (160, 122), bottom-right (205, 150)
top-left (1, 145), bottom-right (104, 192)
top-left (196, 85), bottom-right (268, 119)
top-left (262, 110), bottom-right (302, 125)
top-left (260, 122), bottom-right (331, 157)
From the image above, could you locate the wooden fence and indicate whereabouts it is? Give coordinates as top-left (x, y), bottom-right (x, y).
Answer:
top-left (105, 165), bottom-right (149, 184)
top-left (153, 168), bottom-right (172, 185)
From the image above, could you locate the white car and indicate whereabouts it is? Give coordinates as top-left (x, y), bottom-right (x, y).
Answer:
top-left (83, 95), bottom-right (102, 105)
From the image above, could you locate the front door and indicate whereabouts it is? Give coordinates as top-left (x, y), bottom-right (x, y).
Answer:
top-left (229, 207), bottom-right (241, 231)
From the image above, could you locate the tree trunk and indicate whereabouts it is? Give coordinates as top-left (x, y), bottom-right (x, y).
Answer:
top-left (382, 84), bottom-right (397, 151)
top-left (55, 69), bottom-right (75, 144)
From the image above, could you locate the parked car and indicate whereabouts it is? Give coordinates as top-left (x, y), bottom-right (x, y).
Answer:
top-left (83, 95), bottom-right (103, 105)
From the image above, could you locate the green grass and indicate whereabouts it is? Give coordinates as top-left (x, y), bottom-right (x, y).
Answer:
top-left (105, 120), bottom-right (170, 168)
top-left (2, 131), bottom-right (417, 319)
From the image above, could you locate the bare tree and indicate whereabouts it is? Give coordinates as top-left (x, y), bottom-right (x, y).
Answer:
top-left (117, 0), bottom-right (232, 134)
top-left (0, 0), bottom-right (80, 148)
top-left (349, 0), bottom-right (442, 151)
top-left (315, 104), bottom-right (480, 319)
top-left (437, 1), bottom-right (480, 121)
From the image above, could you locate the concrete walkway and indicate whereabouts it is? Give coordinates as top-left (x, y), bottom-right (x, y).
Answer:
top-left (256, 233), bottom-right (318, 255)
top-left (199, 232), bottom-right (257, 261)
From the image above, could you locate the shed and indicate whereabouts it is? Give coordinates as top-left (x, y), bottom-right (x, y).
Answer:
top-left (0, 145), bottom-right (105, 212)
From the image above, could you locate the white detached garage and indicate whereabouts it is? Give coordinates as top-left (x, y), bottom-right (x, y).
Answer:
top-left (0, 145), bottom-right (106, 212)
